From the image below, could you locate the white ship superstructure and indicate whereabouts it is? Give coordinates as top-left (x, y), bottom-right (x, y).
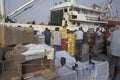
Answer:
top-left (49, 0), bottom-right (108, 31)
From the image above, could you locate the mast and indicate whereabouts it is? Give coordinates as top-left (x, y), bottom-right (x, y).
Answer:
top-left (0, 0), bottom-right (6, 22)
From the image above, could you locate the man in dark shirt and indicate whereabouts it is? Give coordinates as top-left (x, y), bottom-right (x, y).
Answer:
top-left (44, 28), bottom-right (51, 45)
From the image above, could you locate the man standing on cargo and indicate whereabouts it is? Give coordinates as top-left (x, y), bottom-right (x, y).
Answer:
top-left (109, 26), bottom-right (120, 80)
top-left (52, 27), bottom-right (62, 51)
top-left (74, 27), bottom-right (84, 56)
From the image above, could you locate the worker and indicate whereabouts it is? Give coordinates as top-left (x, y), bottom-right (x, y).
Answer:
top-left (104, 27), bottom-right (111, 55)
top-left (51, 27), bottom-right (62, 51)
top-left (44, 28), bottom-right (51, 45)
top-left (74, 26), bottom-right (84, 56)
top-left (109, 26), bottom-right (120, 80)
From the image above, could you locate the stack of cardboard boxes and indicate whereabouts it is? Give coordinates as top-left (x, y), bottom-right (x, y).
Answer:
top-left (0, 26), bottom-right (35, 80)
top-left (94, 35), bottom-right (105, 54)
top-left (0, 26), bottom-right (34, 47)
top-left (67, 34), bottom-right (76, 56)
top-left (13, 43), bottom-right (57, 79)
top-left (83, 28), bottom-right (95, 54)
top-left (60, 28), bottom-right (76, 56)
top-left (0, 26), bottom-right (57, 80)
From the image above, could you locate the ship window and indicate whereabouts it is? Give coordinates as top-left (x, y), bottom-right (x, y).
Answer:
top-left (72, 22), bottom-right (76, 25)
top-left (64, 8), bottom-right (68, 12)
top-left (50, 10), bottom-right (63, 26)
top-left (81, 9), bottom-right (84, 14)
top-left (72, 15), bottom-right (77, 19)
top-left (69, 8), bottom-right (72, 11)
top-left (94, 23), bottom-right (99, 26)
top-left (77, 23), bottom-right (80, 26)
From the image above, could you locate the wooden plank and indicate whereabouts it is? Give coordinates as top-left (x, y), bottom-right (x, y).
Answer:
top-left (22, 71), bottom-right (42, 78)
top-left (22, 70), bottom-right (58, 80)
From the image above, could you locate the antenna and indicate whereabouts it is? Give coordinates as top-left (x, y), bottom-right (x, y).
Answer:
top-left (71, 0), bottom-right (76, 5)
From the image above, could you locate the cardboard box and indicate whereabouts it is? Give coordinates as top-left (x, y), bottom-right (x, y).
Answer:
top-left (0, 27), bottom-right (34, 47)
top-left (0, 60), bottom-right (17, 72)
top-left (13, 43), bottom-right (27, 63)
top-left (22, 58), bottom-right (55, 74)
top-left (87, 28), bottom-right (95, 33)
top-left (0, 70), bottom-right (20, 80)
top-left (13, 43), bottom-right (56, 76)
top-left (82, 44), bottom-right (89, 54)
top-left (4, 51), bottom-right (13, 60)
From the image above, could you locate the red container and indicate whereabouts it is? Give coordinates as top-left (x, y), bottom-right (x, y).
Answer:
top-left (61, 39), bottom-right (68, 51)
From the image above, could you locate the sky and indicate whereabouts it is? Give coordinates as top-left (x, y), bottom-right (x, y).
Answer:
top-left (5, 0), bottom-right (112, 24)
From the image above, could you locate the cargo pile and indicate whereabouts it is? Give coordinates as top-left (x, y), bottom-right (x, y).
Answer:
top-left (61, 28), bottom-right (76, 56)
top-left (0, 26), bottom-right (34, 47)
top-left (0, 26), bottom-right (57, 80)
top-left (55, 51), bottom-right (109, 80)
top-left (60, 28), bottom-right (106, 56)
top-left (0, 26), bottom-right (109, 80)
top-left (83, 28), bottom-right (106, 55)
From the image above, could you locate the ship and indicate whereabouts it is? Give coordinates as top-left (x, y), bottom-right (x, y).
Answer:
top-left (49, 0), bottom-right (120, 31)
top-left (0, 0), bottom-right (120, 31)
top-left (49, 0), bottom-right (107, 31)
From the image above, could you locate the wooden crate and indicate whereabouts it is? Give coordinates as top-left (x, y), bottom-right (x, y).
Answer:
top-left (0, 60), bottom-right (21, 80)
top-left (13, 43), bottom-right (57, 79)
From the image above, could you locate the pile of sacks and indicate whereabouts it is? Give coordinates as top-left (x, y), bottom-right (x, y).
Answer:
top-left (22, 44), bottom-right (55, 61)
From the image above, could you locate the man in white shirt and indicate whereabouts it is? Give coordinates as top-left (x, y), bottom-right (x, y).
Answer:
top-left (109, 26), bottom-right (120, 80)
top-left (74, 27), bottom-right (84, 56)
top-left (52, 27), bottom-right (62, 51)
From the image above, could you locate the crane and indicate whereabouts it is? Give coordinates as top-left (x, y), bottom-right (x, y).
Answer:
top-left (0, 0), bottom-right (39, 23)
